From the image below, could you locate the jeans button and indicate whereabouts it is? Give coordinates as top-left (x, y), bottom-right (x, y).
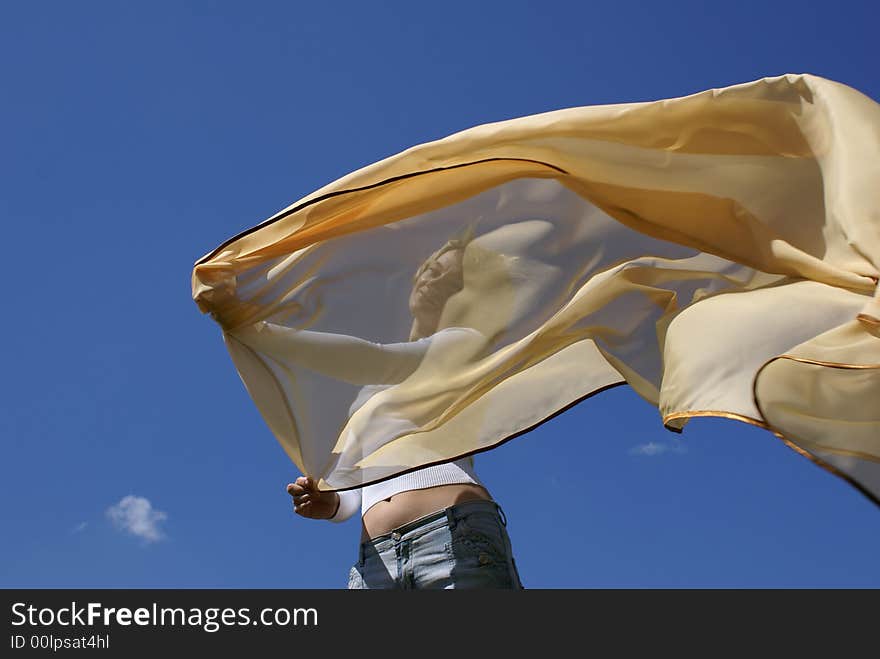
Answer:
top-left (391, 532), bottom-right (401, 541)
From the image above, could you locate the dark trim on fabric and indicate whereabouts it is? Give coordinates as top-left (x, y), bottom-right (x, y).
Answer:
top-left (194, 158), bottom-right (569, 266)
top-left (327, 380), bottom-right (627, 493)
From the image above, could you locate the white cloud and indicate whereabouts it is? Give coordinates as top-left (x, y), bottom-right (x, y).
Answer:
top-left (72, 521), bottom-right (88, 533)
top-left (106, 495), bottom-right (168, 543)
top-left (629, 440), bottom-right (687, 456)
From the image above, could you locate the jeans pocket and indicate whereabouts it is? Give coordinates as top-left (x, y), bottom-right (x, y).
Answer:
top-left (440, 508), bottom-right (523, 588)
top-left (447, 515), bottom-right (511, 576)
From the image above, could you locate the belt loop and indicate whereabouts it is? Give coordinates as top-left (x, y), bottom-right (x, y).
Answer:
top-left (496, 502), bottom-right (508, 527)
top-left (445, 505), bottom-right (456, 530)
top-left (358, 541), bottom-right (365, 567)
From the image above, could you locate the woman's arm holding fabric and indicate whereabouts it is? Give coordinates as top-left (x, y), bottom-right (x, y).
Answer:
top-left (230, 321), bottom-right (428, 385)
top-left (287, 477), bottom-right (361, 522)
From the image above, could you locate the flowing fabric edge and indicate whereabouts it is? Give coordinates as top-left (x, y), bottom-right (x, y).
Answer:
top-left (229, 325), bottom-right (880, 509)
top-left (318, 381), bottom-right (627, 493)
top-left (192, 157), bottom-right (569, 268)
top-left (664, 406), bottom-right (880, 510)
top-left (750, 355), bottom-right (880, 510)
top-left (230, 339), bottom-right (880, 508)
top-left (665, 409), bottom-right (880, 464)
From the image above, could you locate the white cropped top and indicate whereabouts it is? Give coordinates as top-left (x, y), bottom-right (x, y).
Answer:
top-left (329, 333), bottom-right (484, 521)
top-left (329, 456), bottom-right (482, 522)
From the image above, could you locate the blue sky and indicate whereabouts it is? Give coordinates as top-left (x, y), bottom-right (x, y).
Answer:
top-left (2, 1), bottom-right (878, 588)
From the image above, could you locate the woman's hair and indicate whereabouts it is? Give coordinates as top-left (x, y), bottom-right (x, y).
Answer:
top-left (411, 224), bottom-right (477, 286)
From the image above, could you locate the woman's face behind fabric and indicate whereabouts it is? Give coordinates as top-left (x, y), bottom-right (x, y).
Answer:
top-left (408, 249), bottom-right (465, 326)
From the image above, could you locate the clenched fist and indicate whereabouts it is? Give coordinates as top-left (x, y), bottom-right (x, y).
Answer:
top-left (286, 476), bottom-right (340, 520)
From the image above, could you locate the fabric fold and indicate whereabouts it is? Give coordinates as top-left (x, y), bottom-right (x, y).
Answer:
top-left (193, 73), bottom-right (880, 505)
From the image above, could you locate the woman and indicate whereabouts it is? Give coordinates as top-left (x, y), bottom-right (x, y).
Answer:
top-left (282, 235), bottom-right (523, 589)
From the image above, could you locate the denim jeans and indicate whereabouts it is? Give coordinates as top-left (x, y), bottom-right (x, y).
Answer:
top-left (347, 499), bottom-right (523, 589)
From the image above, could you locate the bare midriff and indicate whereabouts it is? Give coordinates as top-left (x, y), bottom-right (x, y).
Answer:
top-left (360, 483), bottom-right (492, 541)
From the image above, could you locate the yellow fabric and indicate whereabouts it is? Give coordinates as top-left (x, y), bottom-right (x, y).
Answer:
top-left (192, 73), bottom-right (880, 504)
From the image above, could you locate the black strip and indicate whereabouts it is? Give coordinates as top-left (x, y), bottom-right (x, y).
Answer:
top-left (326, 381), bottom-right (627, 493)
top-left (194, 157), bottom-right (569, 266)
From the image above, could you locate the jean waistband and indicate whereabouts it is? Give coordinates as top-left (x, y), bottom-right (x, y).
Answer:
top-left (362, 499), bottom-right (504, 551)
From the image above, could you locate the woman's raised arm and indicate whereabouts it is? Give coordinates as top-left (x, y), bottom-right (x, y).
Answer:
top-left (228, 321), bottom-right (430, 385)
